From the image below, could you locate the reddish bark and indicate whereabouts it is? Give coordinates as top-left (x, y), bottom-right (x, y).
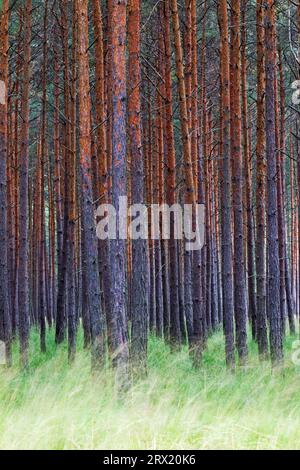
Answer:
top-left (128, 0), bottom-right (149, 373)
top-left (0, 0), bottom-right (12, 365)
top-left (77, 0), bottom-right (106, 368)
top-left (109, 0), bottom-right (129, 384)
top-left (230, 0), bottom-right (248, 363)
top-left (256, 0), bottom-right (268, 358)
top-left (241, 0), bottom-right (257, 342)
top-left (170, 0), bottom-right (195, 347)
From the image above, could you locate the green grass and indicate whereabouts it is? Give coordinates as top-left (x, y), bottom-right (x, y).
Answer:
top-left (0, 329), bottom-right (300, 450)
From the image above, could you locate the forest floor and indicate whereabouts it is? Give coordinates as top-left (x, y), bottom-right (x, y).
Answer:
top-left (0, 328), bottom-right (300, 450)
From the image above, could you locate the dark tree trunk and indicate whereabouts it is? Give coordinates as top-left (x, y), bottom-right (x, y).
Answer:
top-left (230, 0), bottom-right (248, 364)
top-left (0, 0), bottom-right (12, 366)
top-left (170, 0), bottom-right (195, 349)
top-left (109, 0), bottom-right (129, 384)
top-left (265, 0), bottom-right (283, 365)
top-left (18, 0), bottom-right (32, 368)
top-left (128, 0), bottom-right (149, 374)
top-left (242, 0), bottom-right (257, 342)
top-left (218, 0), bottom-right (235, 369)
top-left (164, 0), bottom-right (181, 347)
top-left (77, 0), bottom-right (106, 369)
top-left (256, 0), bottom-right (269, 358)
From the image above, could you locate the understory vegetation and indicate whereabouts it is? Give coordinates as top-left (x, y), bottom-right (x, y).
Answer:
top-left (0, 329), bottom-right (300, 450)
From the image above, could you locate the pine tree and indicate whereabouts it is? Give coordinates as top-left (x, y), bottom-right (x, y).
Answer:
top-left (0, 0), bottom-right (12, 366)
top-left (218, 0), bottom-right (235, 368)
top-left (18, 0), bottom-right (32, 368)
top-left (230, 0), bottom-right (248, 364)
top-left (109, 0), bottom-right (129, 383)
top-left (265, 0), bottom-right (283, 364)
top-left (128, 0), bottom-right (149, 373)
top-left (256, 0), bottom-right (268, 358)
top-left (77, 0), bottom-right (105, 368)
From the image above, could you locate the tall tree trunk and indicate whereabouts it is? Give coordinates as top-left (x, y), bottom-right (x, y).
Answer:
top-left (170, 0), bottom-right (195, 347)
top-left (18, 0), bottom-right (32, 368)
top-left (154, 59), bottom-right (164, 337)
top-left (66, 2), bottom-right (77, 362)
top-left (200, 1), bottom-right (209, 340)
top-left (230, 0), bottom-right (248, 364)
top-left (256, 0), bottom-right (268, 358)
top-left (218, 0), bottom-right (235, 368)
top-left (278, 51), bottom-right (296, 336)
top-left (191, 0), bottom-right (204, 364)
top-left (56, 1), bottom-right (70, 345)
top-left (164, 0), bottom-right (181, 347)
top-left (265, 0), bottom-right (283, 365)
top-left (0, 0), bottom-right (12, 366)
top-left (77, 0), bottom-right (106, 369)
top-left (109, 0), bottom-right (129, 383)
top-left (128, 0), bottom-right (149, 374)
top-left (242, 0), bottom-right (257, 342)
top-left (39, 0), bottom-right (49, 354)
top-left (92, 0), bottom-right (111, 345)
top-left (274, 52), bottom-right (286, 339)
